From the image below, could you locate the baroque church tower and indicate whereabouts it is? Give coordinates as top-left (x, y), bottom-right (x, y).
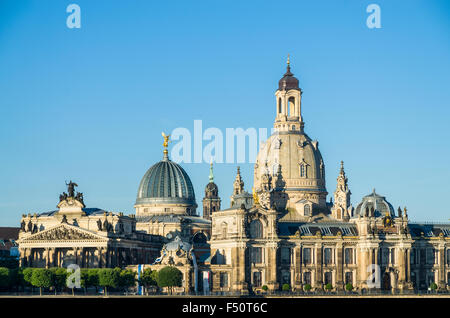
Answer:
top-left (331, 161), bottom-right (352, 221)
top-left (254, 57), bottom-right (327, 216)
top-left (202, 162), bottom-right (221, 221)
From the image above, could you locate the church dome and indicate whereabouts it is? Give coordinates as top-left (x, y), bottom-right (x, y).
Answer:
top-left (205, 182), bottom-right (218, 197)
top-left (254, 130), bottom-right (327, 209)
top-left (278, 64), bottom-right (300, 91)
top-left (135, 154), bottom-right (196, 206)
top-left (355, 189), bottom-right (394, 218)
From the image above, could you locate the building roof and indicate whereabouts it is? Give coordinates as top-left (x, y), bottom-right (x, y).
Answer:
top-left (408, 223), bottom-right (450, 238)
top-left (136, 214), bottom-right (211, 225)
top-left (136, 154), bottom-right (196, 206)
top-left (38, 208), bottom-right (110, 217)
top-left (278, 63), bottom-right (300, 91)
top-left (355, 189), bottom-right (395, 218)
top-left (0, 227), bottom-right (20, 251)
top-left (278, 222), bottom-right (358, 237)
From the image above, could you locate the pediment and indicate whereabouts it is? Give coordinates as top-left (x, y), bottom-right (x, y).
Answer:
top-left (19, 223), bottom-right (107, 243)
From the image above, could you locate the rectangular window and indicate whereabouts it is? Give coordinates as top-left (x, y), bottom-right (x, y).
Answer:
top-left (447, 250), bottom-right (450, 266)
top-left (382, 248), bottom-right (389, 265)
top-left (220, 273), bottom-right (228, 288)
top-left (447, 272), bottom-right (450, 286)
top-left (282, 271), bottom-right (290, 285)
top-left (324, 248), bottom-right (332, 265)
top-left (410, 249), bottom-right (416, 265)
top-left (390, 249), bottom-right (395, 265)
top-left (426, 248), bottom-right (435, 265)
top-left (281, 247), bottom-right (290, 265)
top-left (344, 248), bottom-right (353, 265)
top-left (250, 247), bottom-right (262, 264)
top-left (253, 271), bottom-right (262, 287)
top-left (303, 272), bottom-right (311, 285)
top-left (324, 272), bottom-right (332, 285)
top-left (345, 272), bottom-right (353, 285)
top-left (303, 248), bottom-right (312, 265)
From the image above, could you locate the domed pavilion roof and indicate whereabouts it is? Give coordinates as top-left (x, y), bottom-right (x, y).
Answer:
top-left (135, 152), bottom-right (196, 206)
top-left (355, 189), bottom-right (394, 218)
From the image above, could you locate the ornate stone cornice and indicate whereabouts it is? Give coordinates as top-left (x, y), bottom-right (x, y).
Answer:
top-left (18, 223), bottom-right (107, 243)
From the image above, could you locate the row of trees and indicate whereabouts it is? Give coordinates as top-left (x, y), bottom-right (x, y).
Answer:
top-left (0, 266), bottom-right (183, 296)
top-left (260, 283), bottom-right (354, 293)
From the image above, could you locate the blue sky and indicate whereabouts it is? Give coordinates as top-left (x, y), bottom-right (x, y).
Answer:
top-left (0, 0), bottom-right (449, 226)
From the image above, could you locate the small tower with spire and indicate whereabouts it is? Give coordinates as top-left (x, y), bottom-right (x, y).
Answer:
top-left (274, 55), bottom-right (303, 132)
top-left (331, 161), bottom-right (352, 221)
top-left (230, 166), bottom-right (253, 209)
top-left (202, 161), bottom-right (221, 221)
top-left (232, 167), bottom-right (244, 195)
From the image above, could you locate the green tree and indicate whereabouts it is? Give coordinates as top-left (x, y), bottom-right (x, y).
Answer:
top-left (88, 268), bottom-right (99, 292)
top-left (303, 284), bottom-right (312, 292)
top-left (31, 268), bottom-right (53, 296)
top-left (325, 283), bottom-right (333, 292)
top-left (98, 268), bottom-right (119, 296)
top-left (139, 268), bottom-right (157, 295)
top-left (49, 267), bottom-right (67, 294)
top-left (22, 267), bottom-right (34, 292)
top-left (345, 283), bottom-right (353, 292)
top-left (80, 268), bottom-right (99, 294)
top-left (119, 269), bottom-right (136, 293)
top-left (157, 266), bottom-right (183, 295)
top-left (80, 269), bottom-right (89, 294)
top-left (261, 285), bottom-right (268, 292)
top-left (0, 267), bottom-right (10, 289)
top-left (282, 283), bottom-right (290, 292)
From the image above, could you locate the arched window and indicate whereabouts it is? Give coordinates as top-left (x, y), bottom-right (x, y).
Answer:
top-left (249, 219), bottom-right (263, 239)
top-left (278, 98), bottom-right (282, 114)
top-left (337, 208), bottom-right (342, 219)
top-left (304, 205), bottom-right (311, 216)
top-left (221, 222), bottom-right (228, 239)
top-left (288, 97), bottom-right (295, 116)
top-left (300, 163), bottom-right (306, 178)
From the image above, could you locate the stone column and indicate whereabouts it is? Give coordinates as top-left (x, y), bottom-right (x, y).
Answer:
top-left (49, 248), bottom-right (55, 267)
top-left (230, 247), bottom-right (239, 292)
top-left (439, 246), bottom-right (446, 289)
top-left (336, 244), bottom-right (343, 290)
top-left (55, 249), bottom-right (60, 267)
top-left (397, 248), bottom-right (406, 291)
top-left (19, 248), bottom-right (27, 267)
top-left (239, 247), bottom-right (247, 292)
top-left (45, 248), bottom-right (50, 268)
top-left (406, 249), bottom-right (411, 283)
top-left (267, 245), bottom-right (278, 291)
top-left (101, 248), bottom-right (107, 267)
top-left (358, 248), bottom-right (368, 288)
top-left (315, 244), bottom-right (323, 289)
top-left (293, 245), bottom-right (301, 291)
